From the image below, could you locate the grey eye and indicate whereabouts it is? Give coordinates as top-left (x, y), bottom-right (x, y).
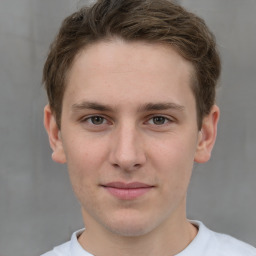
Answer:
top-left (152, 116), bottom-right (167, 125)
top-left (90, 116), bottom-right (105, 125)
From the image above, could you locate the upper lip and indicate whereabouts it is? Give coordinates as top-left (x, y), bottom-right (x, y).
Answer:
top-left (102, 182), bottom-right (154, 189)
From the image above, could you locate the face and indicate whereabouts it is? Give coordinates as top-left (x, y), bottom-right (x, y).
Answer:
top-left (45, 39), bottom-right (219, 238)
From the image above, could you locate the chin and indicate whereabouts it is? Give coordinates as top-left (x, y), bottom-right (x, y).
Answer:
top-left (103, 212), bottom-right (158, 237)
top-left (107, 224), bottom-right (152, 237)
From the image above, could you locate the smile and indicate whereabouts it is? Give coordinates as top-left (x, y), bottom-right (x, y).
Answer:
top-left (102, 182), bottom-right (155, 200)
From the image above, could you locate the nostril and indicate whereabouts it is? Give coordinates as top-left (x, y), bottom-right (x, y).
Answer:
top-left (111, 162), bottom-right (141, 170)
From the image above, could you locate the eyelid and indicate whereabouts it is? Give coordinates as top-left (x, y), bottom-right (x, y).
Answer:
top-left (88, 116), bottom-right (106, 125)
top-left (80, 114), bottom-right (112, 125)
top-left (145, 114), bottom-right (174, 124)
top-left (78, 114), bottom-right (175, 128)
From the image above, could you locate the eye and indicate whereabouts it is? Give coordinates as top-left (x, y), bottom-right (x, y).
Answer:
top-left (85, 116), bottom-right (107, 125)
top-left (148, 116), bottom-right (170, 125)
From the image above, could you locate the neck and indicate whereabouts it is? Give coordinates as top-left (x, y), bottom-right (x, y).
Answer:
top-left (78, 209), bottom-right (198, 256)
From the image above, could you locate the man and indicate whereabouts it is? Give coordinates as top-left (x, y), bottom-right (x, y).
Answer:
top-left (42, 0), bottom-right (256, 255)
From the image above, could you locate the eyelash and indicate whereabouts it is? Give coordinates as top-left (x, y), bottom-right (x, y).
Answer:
top-left (82, 115), bottom-right (110, 126)
top-left (80, 115), bottom-right (174, 128)
top-left (146, 116), bottom-right (172, 126)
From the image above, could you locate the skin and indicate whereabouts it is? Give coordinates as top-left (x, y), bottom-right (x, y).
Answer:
top-left (44, 39), bottom-right (219, 256)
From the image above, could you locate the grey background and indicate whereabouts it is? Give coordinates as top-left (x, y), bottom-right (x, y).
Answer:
top-left (0, 0), bottom-right (255, 255)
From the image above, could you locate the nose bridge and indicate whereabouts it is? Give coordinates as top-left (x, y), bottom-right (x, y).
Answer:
top-left (110, 120), bottom-right (145, 170)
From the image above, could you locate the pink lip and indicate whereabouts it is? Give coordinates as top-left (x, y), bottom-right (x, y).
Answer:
top-left (102, 182), bottom-right (154, 200)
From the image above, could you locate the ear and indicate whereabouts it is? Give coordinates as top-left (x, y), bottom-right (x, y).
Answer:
top-left (194, 105), bottom-right (220, 163)
top-left (44, 104), bottom-right (66, 164)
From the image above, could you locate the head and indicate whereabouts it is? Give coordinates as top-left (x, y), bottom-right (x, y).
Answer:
top-left (43, 0), bottom-right (220, 246)
top-left (43, 0), bottom-right (221, 130)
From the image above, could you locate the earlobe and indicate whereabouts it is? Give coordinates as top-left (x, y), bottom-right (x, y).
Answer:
top-left (44, 105), bottom-right (67, 164)
top-left (194, 105), bottom-right (220, 163)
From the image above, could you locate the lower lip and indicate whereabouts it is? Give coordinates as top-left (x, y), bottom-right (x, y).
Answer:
top-left (104, 187), bottom-right (153, 200)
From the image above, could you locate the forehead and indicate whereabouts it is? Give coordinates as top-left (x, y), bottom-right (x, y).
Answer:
top-left (70, 39), bottom-right (194, 78)
top-left (64, 39), bottom-right (196, 110)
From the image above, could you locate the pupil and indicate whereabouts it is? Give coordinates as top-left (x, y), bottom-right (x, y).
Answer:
top-left (153, 116), bottom-right (165, 125)
top-left (92, 116), bottom-right (103, 125)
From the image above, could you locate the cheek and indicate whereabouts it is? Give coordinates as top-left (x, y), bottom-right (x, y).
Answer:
top-left (149, 135), bottom-right (197, 188)
top-left (63, 133), bottom-right (107, 167)
top-left (62, 135), bottom-right (108, 190)
top-left (151, 134), bottom-right (196, 165)
top-left (65, 148), bottom-right (101, 207)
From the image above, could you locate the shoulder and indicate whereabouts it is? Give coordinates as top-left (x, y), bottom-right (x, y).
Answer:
top-left (40, 229), bottom-right (86, 256)
top-left (40, 241), bottom-right (71, 256)
top-left (211, 230), bottom-right (256, 256)
top-left (193, 221), bottom-right (256, 256)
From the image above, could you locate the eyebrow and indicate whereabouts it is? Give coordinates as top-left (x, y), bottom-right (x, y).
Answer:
top-left (72, 102), bottom-right (113, 112)
top-left (139, 102), bottom-right (185, 112)
top-left (71, 101), bottom-right (185, 113)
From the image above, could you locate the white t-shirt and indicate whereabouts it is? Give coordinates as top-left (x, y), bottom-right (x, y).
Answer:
top-left (41, 221), bottom-right (256, 256)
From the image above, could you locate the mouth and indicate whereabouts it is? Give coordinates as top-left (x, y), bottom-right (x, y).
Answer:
top-left (101, 182), bottom-right (155, 200)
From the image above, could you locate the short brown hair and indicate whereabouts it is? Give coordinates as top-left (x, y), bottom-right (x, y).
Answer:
top-left (43, 0), bottom-right (221, 129)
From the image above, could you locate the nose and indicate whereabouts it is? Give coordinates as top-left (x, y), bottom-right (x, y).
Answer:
top-left (109, 123), bottom-right (146, 171)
